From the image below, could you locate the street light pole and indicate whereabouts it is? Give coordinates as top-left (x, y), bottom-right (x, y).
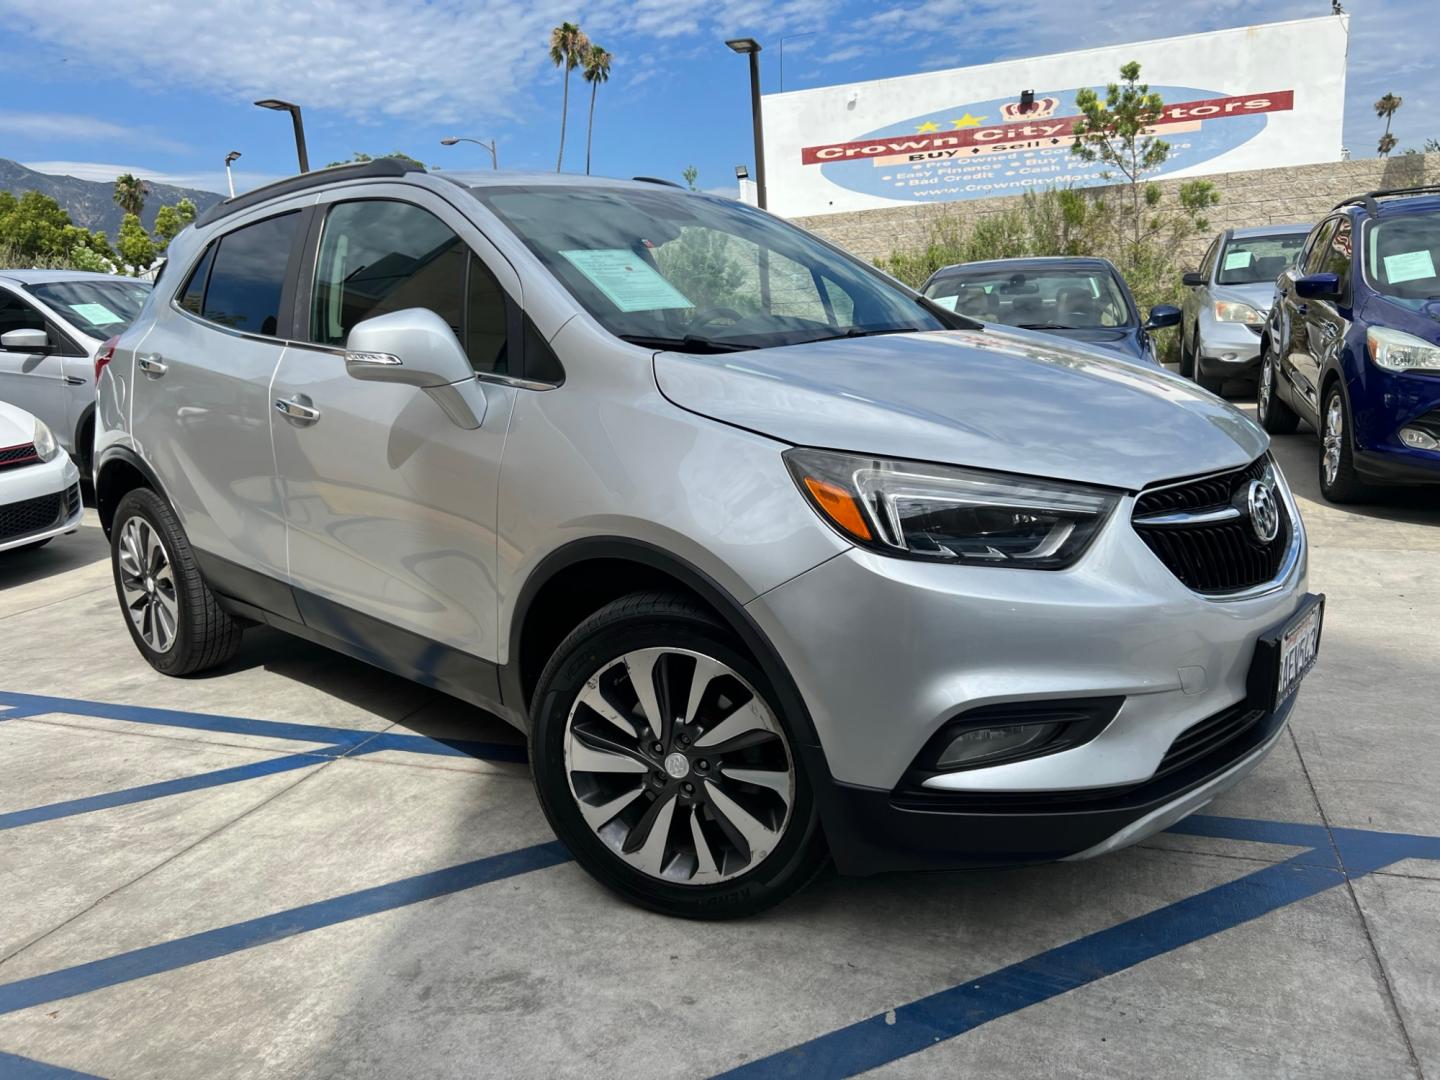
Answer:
top-left (725, 38), bottom-right (767, 211)
top-left (223, 151), bottom-right (242, 197)
top-left (254, 99), bottom-right (309, 173)
top-left (439, 136), bottom-right (499, 170)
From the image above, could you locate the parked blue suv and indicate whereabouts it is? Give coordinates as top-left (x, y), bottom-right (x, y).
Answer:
top-left (1259, 185), bottom-right (1440, 502)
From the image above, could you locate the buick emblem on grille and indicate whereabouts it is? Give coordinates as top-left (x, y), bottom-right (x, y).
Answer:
top-left (1246, 480), bottom-right (1280, 543)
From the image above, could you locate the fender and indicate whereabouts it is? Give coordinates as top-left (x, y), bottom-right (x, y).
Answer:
top-left (94, 443), bottom-right (169, 537)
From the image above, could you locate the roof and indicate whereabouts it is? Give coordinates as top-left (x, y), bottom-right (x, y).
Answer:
top-left (1228, 223), bottom-right (1312, 238)
top-left (0, 269), bottom-right (148, 286)
top-left (930, 256), bottom-right (1118, 276)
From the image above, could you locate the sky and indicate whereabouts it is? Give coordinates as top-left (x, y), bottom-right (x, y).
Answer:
top-left (0, 0), bottom-right (1434, 200)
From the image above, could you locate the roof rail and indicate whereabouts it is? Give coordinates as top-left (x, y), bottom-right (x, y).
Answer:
top-left (1332, 184), bottom-right (1440, 216)
top-left (194, 158), bottom-right (426, 229)
top-left (632, 176), bottom-right (684, 189)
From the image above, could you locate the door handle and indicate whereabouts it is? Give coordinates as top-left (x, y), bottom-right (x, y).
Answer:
top-left (137, 353), bottom-right (168, 376)
top-left (62, 375), bottom-right (87, 386)
top-left (274, 396), bottom-right (321, 423)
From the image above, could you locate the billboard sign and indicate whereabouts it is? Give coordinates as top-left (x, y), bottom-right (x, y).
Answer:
top-left (763, 17), bottom-right (1348, 218)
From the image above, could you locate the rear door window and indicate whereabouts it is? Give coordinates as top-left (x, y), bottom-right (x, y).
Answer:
top-left (201, 211), bottom-right (303, 336)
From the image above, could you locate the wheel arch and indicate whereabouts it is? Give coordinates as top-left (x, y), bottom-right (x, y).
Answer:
top-left (95, 445), bottom-right (166, 538)
top-left (503, 537), bottom-right (828, 759)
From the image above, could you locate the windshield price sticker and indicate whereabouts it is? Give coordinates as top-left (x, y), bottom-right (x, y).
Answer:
top-left (1382, 250), bottom-right (1436, 284)
top-left (1223, 250), bottom-right (1254, 270)
top-left (69, 302), bottom-right (125, 325)
top-left (559, 249), bottom-right (694, 313)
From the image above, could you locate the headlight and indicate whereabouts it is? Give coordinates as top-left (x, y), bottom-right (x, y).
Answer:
top-left (784, 448), bottom-right (1119, 569)
top-left (1213, 300), bottom-right (1264, 325)
top-left (1366, 326), bottom-right (1440, 372)
top-left (32, 418), bottom-right (59, 462)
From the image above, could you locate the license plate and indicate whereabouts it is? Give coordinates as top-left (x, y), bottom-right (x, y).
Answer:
top-left (1249, 594), bottom-right (1324, 713)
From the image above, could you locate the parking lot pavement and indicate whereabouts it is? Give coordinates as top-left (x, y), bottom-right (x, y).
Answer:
top-left (1, 421), bottom-right (1437, 1079)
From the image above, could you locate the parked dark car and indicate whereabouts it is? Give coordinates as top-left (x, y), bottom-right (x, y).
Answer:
top-left (921, 257), bottom-right (1180, 366)
top-left (1259, 185), bottom-right (1440, 502)
top-left (1179, 224), bottom-right (1310, 394)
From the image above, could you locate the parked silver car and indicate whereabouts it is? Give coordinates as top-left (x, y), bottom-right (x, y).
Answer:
top-left (96, 161), bottom-right (1321, 916)
top-left (0, 270), bottom-right (152, 475)
top-left (1178, 224), bottom-right (1310, 393)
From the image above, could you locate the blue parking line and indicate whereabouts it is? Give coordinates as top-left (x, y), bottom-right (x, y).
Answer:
top-left (0, 690), bottom-right (526, 763)
top-left (0, 1050), bottom-right (106, 1079)
top-left (0, 752), bottom-right (330, 832)
top-left (0, 840), bottom-right (572, 1017)
top-left (715, 851), bottom-right (1368, 1079)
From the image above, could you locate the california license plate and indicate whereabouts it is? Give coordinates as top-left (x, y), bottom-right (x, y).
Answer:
top-left (1248, 595), bottom-right (1325, 714)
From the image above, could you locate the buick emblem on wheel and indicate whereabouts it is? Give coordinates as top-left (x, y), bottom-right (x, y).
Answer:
top-left (1247, 480), bottom-right (1280, 543)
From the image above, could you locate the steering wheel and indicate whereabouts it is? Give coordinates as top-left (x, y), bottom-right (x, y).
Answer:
top-left (686, 306), bottom-right (747, 333)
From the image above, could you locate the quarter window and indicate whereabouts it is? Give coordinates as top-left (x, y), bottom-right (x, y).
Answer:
top-left (178, 245), bottom-right (216, 315)
top-left (200, 212), bottom-right (302, 336)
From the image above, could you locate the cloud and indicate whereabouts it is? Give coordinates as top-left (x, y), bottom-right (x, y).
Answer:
top-left (21, 160), bottom-right (274, 194)
top-left (0, 111), bottom-right (189, 153)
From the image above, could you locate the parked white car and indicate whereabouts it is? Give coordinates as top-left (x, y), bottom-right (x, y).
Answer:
top-left (0, 399), bottom-right (83, 552)
top-left (0, 270), bottom-right (153, 476)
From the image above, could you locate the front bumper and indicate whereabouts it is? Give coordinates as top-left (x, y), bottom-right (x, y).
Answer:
top-left (745, 479), bottom-right (1309, 874)
top-left (0, 455), bottom-right (84, 553)
top-left (1197, 319), bottom-right (1264, 376)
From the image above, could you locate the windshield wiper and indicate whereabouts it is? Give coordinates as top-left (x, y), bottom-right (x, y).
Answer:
top-left (1015, 322), bottom-right (1082, 331)
top-left (790, 326), bottom-right (926, 346)
top-left (618, 334), bottom-right (756, 354)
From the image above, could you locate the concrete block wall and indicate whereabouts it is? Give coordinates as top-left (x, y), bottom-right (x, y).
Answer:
top-left (793, 152), bottom-right (1440, 269)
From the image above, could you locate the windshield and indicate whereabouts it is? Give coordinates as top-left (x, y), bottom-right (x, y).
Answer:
top-left (1216, 233), bottom-right (1306, 286)
top-left (473, 185), bottom-right (951, 351)
top-left (1366, 210), bottom-right (1440, 304)
top-left (924, 266), bottom-right (1132, 329)
top-left (26, 279), bottom-right (151, 338)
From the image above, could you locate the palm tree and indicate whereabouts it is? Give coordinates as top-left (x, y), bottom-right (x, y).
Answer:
top-left (113, 173), bottom-right (149, 220)
top-left (549, 22), bottom-right (590, 172)
top-left (582, 43), bottom-right (612, 176)
top-left (1375, 93), bottom-right (1402, 156)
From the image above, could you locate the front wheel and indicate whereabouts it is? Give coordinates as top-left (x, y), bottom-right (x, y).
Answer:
top-left (1319, 384), bottom-right (1370, 504)
top-left (529, 591), bottom-right (828, 918)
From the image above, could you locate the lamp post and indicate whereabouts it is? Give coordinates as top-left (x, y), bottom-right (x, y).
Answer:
top-left (253, 99), bottom-right (309, 173)
top-left (439, 136), bottom-right (499, 170)
top-left (725, 38), bottom-right (766, 210)
top-left (223, 151), bottom-right (242, 198)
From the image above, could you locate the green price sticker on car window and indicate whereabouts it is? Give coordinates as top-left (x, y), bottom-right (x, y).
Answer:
top-left (1222, 251), bottom-right (1253, 271)
top-left (559, 249), bottom-right (693, 313)
top-left (1382, 249), bottom-right (1436, 284)
top-left (69, 302), bottom-right (124, 325)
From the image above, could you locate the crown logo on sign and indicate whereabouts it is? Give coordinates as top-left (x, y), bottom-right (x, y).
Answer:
top-left (999, 96), bottom-right (1059, 122)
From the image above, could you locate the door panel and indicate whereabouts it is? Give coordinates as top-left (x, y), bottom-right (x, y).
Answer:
top-left (0, 287), bottom-right (69, 440)
top-left (271, 191), bottom-right (521, 663)
top-left (130, 208), bottom-right (306, 573)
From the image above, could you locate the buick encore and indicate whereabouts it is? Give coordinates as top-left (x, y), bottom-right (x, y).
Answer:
top-left (96, 160), bottom-right (1321, 917)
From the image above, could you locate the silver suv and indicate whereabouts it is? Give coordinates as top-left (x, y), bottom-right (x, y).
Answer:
top-left (97, 160), bottom-right (1321, 917)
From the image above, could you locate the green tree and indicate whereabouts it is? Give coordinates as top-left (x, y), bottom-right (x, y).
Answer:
top-left (582, 43), bottom-right (612, 176)
top-left (151, 198), bottom-right (197, 245)
top-left (113, 173), bottom-right (149, 220)
top-left (0, 190), bottom-right (115, 269)
top-left (1071, 62), bottom-right (1170, 255)
top-left (1375, 93), bottom-right (1402, 156)
top-left (325, 151), bottom-right (427, 169)
top-left (116, 213), bottom-right (157, 277)
top-left (654, 228), bottom-right (758, 312)
top-left (549, 22), bottom-right (589, 172)
top-left (682, 165), bottom-right (699, 191)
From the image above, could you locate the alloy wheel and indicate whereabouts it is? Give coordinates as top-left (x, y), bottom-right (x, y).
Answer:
top-left (563, 647), bottom-right (796, 885)
top-left (1322, 393), bottom-right (1344, 487)
top-left (118, 516), bottom-right (179, 653)
top-left (1259, 354), bottom-right (1273, 418)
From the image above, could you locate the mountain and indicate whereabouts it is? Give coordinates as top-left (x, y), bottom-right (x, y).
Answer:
top-left (0, 158), bottom-right (224, 239)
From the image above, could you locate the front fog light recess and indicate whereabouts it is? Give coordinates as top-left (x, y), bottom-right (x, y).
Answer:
top-left (1399, 427), bottom-right (1439, 451)
top-left (936, 722), bottom-right (1062, 768)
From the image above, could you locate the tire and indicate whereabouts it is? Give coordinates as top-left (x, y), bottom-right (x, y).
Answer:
top-left (1319, 383), bottom-right (1370, 504)
top-left (1179, 331), bottom-right (1196, 379)
top-left (1257, 342), bottom-right (1299, 435)
top-left (110, 487), bottom-right (243, 675)
top-left (530, 590), bottom-right (828, 919)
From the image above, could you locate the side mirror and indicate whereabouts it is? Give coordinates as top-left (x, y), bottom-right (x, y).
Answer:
top-left (1, 328), bottom-right (51, 352)
top-left (1295, 272), bottom-right (1340, 300)
top-left (1144, 304), bottom-right (1182, 331)
top-left (344, 308), bottom-right (485, 429)
top-left (1181, 271), bottom-right (1206, 288)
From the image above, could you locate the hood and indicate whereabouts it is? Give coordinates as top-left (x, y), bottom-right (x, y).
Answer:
top-left (654, 328), bottom-right (1267, 491)
top-left (0, 400), bottom-right (39, 447)
top-left (1213, 282), bottom-right (1278, 312)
